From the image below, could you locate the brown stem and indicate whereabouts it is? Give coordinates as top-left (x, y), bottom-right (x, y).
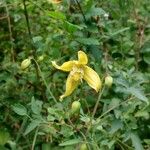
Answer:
top-left (5, 2), bottom-right (15, 62)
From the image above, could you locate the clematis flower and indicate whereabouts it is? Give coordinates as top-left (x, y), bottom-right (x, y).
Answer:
top-left (52, 51), bottom-right (102, 100)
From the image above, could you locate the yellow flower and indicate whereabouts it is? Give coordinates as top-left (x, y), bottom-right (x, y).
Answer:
top-left (52, 51), bottom-right (102, 100)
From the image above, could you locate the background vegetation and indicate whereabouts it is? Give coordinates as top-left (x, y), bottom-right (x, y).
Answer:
top-left (0, 0), bottom-right (150, 149)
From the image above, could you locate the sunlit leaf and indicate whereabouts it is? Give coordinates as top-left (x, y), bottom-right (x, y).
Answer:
top-left (48, 11), bottom-right (66, 20)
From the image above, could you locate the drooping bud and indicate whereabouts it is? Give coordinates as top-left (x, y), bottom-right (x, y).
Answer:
top-left (37, 55), bottom-right (44, 62)
top-left (71, 101), bottom-right (81, 114)
top-left (80, 143), bottom-right (88, 150)
top-left (105, 75), bottom-right (113, 87)
top-left (21, 58), bottom-right (31, 70)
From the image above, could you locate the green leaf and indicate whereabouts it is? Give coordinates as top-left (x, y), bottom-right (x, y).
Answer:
top-left (0, 146), bottom-right (7, 150)
top-left (64, 21), bottom-right (83, 33)
top-left (33, 36), bottom-right (43, 43)
top-left (24, 120), bottom-right (41, 135)
top-left (85, 0), bottom-right (94, 11)
top-left (59, 139), bottom-right (81, 146)
top-left (42, 143), bottom-right (52, 150)
top-left (108, 98), bottom-right (120, 109)
top-left (86, 7), bottom-right (106, 18)
top-left (127, 87), bottom-right (148, 104)
top-left (31, 97), bottom-right (43, 115)
top-left (0, 130), bottom-right (10, 145)
top-left (109, 27), bottom-right (130, 37)
top-left (134, 110), bottom-right (149, 119)
top-left (110, 119), bottom-right (123, 134)
top-left (76, 38), bottom-right (99, 45)
top-left (141, 41), bottom-right (150, 53)
top-left (143, 53), bottom-right (150, 64)
top-left (130, 132), bottom-right (144, 150)
top-left (48, 11), bottom-right (66, 20)
top-left (12, 104), bottom-right (27, 116)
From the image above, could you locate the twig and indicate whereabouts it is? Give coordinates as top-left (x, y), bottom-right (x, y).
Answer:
top-left (32, 58), bottom-right (58, 104)
top-left (133, 1), bottom-right (145, 71)
top-left (85, 85), bottom-right (105, 135)
top-left (22, 0), bottom-right (40, 80)
top-left (117, 139), bottom-right (134, 150)
top-left (15, 116), bottom-right (28, 143)
top-left (4, 1), bottom-right (15, 62)
top-left (74, 0), bottom-right (87, 23)
top-left (92, 86), bottom-right (105, 119)
top-left (96, 96), bottom-right (135, 121)
top-left (0, 15), bottom-right (8, 20)
top-left (22, 0), bottom-right (32, 42)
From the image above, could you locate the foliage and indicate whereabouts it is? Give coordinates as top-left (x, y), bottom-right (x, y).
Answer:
top-left (0, 0), bottom-right (150, 150)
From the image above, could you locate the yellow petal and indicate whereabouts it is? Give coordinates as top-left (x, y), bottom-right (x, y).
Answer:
top-left (60, 74), bottom-right (79, 100)
top-left (83, 66), bottom-right (102, 92)
top-left (52, 61), bottom-right (74, 72)
top-left (78, 51), bottom-right (88, 65)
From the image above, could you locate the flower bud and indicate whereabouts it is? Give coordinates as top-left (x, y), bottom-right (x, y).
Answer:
top-left (80, 143), bottom-right (88, 150)
top-left (21, 58), bottom-right (31, 70)
top-left (105, 75), bottom-right (113, 87)
top-left (71, 101), bottom-right (81, 114)
top-left (38, 55), bottom-right (44, 61)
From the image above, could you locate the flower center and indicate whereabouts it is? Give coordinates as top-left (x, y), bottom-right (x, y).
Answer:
top-left (70, 66), bottom-right (84, 81)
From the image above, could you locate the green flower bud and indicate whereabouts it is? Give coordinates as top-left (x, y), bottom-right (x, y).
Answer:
top-left (80, 143), bottom-right (88, 150)
top-left (71, 101), bottom-right (81, 114)
top-left (21, 58), bottom-right (31, 70)
top-left (105, 75), bottom-right (113, 87)
top-left (38, 55), bottom-right (44, 61)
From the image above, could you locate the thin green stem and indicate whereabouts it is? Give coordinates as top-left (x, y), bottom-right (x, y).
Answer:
top-left (85, 86), bottom-right (105, 135)
top-left (15, 116), bottom-right (28, 143)
top-left (74, 0), bottom-right (87, 23)
top-left (32, 58), bottom-right (58, 104)
top-left (79, 131), bottom-right (91, 150)
top-left (96, 96), bottom-right (135, 121)
top-left (31, 127), bottom-right (39, 150)
top-left (117, 139), bottom-right (134, 150)
top-left (92, 86), bottom-right (105, 119)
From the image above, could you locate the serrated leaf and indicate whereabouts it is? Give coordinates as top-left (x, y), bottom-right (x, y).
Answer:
top-left (86, 7), bottom-right (106, 18)
top-left (24, 120), bottom-right (41, 135)
top-left (76, 38), bottom-right (99, 45)
top-left (130, 132), bottom-right (144, 150)
top-left (59, 139), bottom-right (81, 146)
top-left (108, 98), bottom-right (120, 109)
top-left (12, 104), bottom-right (27, 116)
top-left (127, 87), bottom-right (148, 103)
top-left (110, 119), bottom-right (123, 134)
